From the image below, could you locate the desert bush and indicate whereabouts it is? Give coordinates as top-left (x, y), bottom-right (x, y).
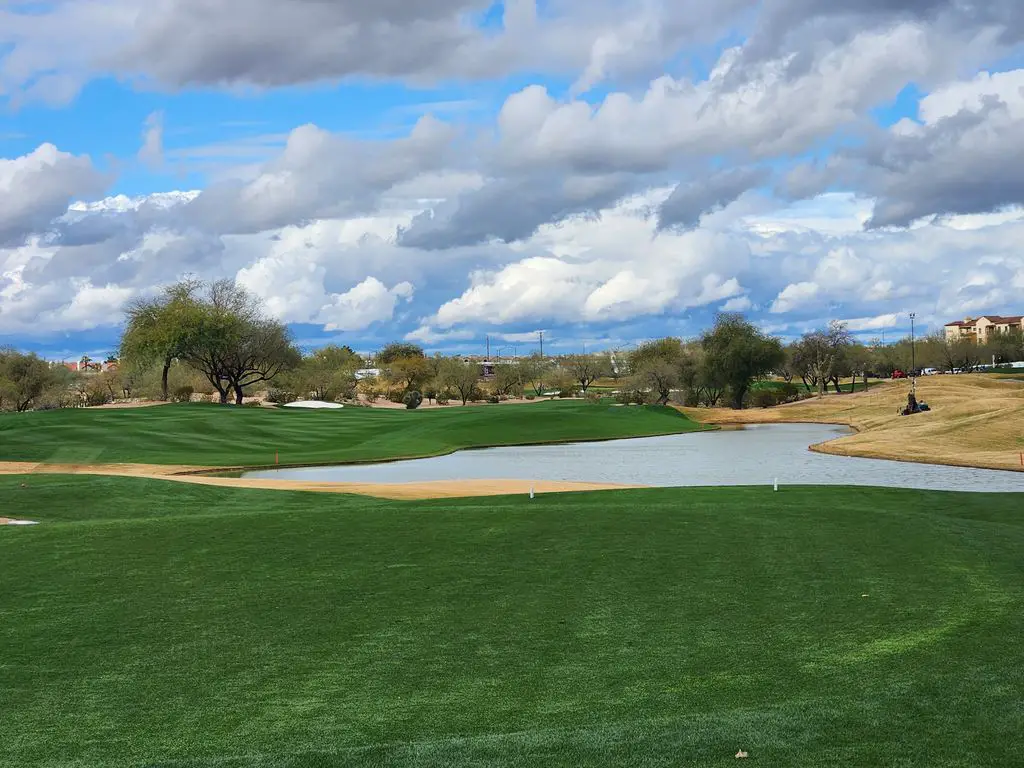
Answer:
top-left (243, 400), bottom-right (264, 408)
top-left (584, 392), bottom-right (602, 404)
top-left (388, 390), bottom-right (406, 404)
top-left (525, 394), bottom-right (536, 400)
top-left (436, 394), bottom-right (450, 405)
top-left (83, 384), bottom-right (112, 407)
top-left (487, 394), bottom-right (500, 404)
top-left (403, 390), bottom-right (423, 410)
top-left (615, 389), bottom-right (647, 405)
top-left (749, 389), bottom-right (780, 408)
top-left (171, 385), bottom-right (194, 403)
top-left (266, 388), bottom-right (297, 404)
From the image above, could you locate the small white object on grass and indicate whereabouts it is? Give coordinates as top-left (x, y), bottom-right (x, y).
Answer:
top-left (773, 478), bottom-right (778, 491)
top-left (735, 750), bottom-right (749, 759)
top-left (530, 486), bottom-right (535, 499)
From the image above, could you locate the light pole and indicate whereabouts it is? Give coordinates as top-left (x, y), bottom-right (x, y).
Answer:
top-left (909, 312), bottom-right (917, 394)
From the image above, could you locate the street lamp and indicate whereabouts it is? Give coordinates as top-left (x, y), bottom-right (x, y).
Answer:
top-left (909, 312), bottom-right (917, 394)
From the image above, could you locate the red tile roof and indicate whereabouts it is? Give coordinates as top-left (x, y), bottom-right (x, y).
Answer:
top-left (945, 315), bottom-right (1022, 327)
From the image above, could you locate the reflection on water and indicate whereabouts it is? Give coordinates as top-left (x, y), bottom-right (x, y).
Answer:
top-left (243, 423), bottom-right (1024, 493)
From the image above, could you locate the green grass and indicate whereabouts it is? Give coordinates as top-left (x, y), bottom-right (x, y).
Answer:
top-left (2, 476), bottom-right (1022, 767)
top-left (0, 400), bottom-right (702, 467)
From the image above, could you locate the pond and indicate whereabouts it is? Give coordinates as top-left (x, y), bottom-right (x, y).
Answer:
top-left (242, 423), bottom-right (1024, 493)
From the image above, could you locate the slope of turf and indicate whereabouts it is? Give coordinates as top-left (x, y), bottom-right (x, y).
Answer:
top-left (0, 400), bottom-right (702, 467)
top-left (2, 476), bottom-right (1022, 767)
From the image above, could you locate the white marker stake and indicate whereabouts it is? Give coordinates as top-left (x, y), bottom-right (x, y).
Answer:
top-left (530, 486), bottom-right (535, 499)
top-left (773, 478), bottom-right (778, 492)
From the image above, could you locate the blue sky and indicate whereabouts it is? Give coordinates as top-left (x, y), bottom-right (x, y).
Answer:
top-left (1, 0), bottom-right (1023, 361)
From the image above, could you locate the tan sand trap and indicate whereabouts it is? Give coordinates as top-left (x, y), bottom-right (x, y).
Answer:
top-left (682, 374), bottom-right (1024, 473)
top-left (0, 463), bottom-right (636, 499)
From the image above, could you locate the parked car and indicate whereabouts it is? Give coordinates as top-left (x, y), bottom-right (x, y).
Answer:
top-left (891, 370), bottom-right (908, 379)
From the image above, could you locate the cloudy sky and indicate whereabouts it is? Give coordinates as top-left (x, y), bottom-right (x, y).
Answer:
top-left (2, 0), bottom-right (1023, 359)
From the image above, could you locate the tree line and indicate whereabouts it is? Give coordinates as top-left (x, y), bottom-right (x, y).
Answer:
top-left (6, 277), bottom-right (1022, 414)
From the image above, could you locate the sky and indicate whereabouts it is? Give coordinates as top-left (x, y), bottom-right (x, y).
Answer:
top-left (2, 0), bottom-right (1024, 360)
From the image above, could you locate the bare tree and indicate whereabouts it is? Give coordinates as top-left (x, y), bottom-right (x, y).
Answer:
top-left (565, 354), bottom-right (609, 394)
top-left (800, 321), bottom-right (852, 396)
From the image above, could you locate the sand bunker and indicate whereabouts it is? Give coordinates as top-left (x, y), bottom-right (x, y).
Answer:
top-left (0, 462), bottom-right (635, 500)
top-left (282, 401), bottom-right (345, 409)
top-left (0, 518), bottom-right (39, 526)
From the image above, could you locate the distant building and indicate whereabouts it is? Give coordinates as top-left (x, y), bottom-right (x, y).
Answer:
top-left (945, 315), bottom-right (1023, 343)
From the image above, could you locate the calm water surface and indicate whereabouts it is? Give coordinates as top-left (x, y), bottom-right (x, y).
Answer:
top-left (244, 423), bottom-right (1024, 493)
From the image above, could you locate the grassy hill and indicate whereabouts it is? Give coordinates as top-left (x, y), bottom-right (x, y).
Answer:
top-left (0, 400), bottom-right (703, 467)
top-left (1, 476), bottom-right (1021, 767)
top-left (684, 374), bottom-right (1024, 472)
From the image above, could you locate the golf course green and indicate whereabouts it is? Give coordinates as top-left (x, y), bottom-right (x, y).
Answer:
top-left (1, 474), bottom-right (1022, 767)
top-left (0, 401), bottom-right (703, 467)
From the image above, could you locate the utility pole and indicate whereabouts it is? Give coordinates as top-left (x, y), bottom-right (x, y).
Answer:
top-left (486, 334), bottom-right (490, 360)
top-left (539, 331), bottom-right (544, 358)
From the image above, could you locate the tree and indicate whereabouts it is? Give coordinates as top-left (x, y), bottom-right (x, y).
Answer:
top-left (517, 354), bottom-right (551, 396)
top-left (799, 321), bottom-right (852, 396)
top-left (701, 314), bottom-right (785, 409)
top-left (565, 353), bottom-right (610, 393)
top-left (122, 279), bottom-right (299, 405)
top-left (385, 355), bottom-right (432, 394)
top-left (119, 279), bottom-right (204, 400)
top-left (632, 359), bottom-right (678, 405)
top-left (289, 345), bottom-right (360, 401)
top-left (492, 363), bottom-right (525, 398)
top-left (0, 350), bottom-right (55, 412)
top-left (375, 342), bottom-right (424, 366)
top-left (437, 358), bottom-right (480, 405)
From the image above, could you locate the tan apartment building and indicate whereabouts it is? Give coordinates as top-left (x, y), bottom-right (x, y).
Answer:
top-left (944, 315), bottom-right (1023, 343)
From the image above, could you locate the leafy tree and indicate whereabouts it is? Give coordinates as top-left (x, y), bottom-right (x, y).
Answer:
top-left (492, 363), bottom-right (525, 398)
top-left (376, 342), bottom-right (425, 366)
top-left (122, 279), bottom-right (299, 405)
top-left (286, 345), bottom-right (360, 402)
top-left (701, 313), bottom-right (785, 409)
top-left (0, 350), bottom-right (56, 412)
top-left (385, 355), bottom-right (432, 393)
top-left (119, 279), bottom-right (204, 400)
top-left (437, 358), bottom-right (480, 405)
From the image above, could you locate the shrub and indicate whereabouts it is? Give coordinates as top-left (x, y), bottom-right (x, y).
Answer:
top-left (243, 400), bottom-right (264, 408)
top-left (679, 388), bottom-right (700, 407)
top-left (436, 395), bottom-right (450, 406)
top-left (487, 395), bottom-right (500, 404)
top-left (525, 394), bottom-right (536, 400)
top-left (584, 392), bottom-right (602, 404)
top-left (403, 390), bottom-right (423, 410)
top-left (389, 390), bottom-right (406, 404)
top-left (266, 388), bottom-right (297, 404)
top-left (615, 389), bottom-right (647, 405)
top-left (749, 389), bottom-right (780, 408)
top-left (83, 385), bottom-right (112, 407)
top-left (777, 382), bottom-right (802, 404)
top-left (171, 385), bottom-right (194, 403)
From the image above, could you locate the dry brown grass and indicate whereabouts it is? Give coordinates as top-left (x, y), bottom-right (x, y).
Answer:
top-left (681, 375), bottom-right (1024, 472)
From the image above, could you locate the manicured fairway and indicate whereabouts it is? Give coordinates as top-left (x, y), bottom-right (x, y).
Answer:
top-left (0, 400), bottom-right (702, 467)
top-left (1, 476), bottom-right (1022, 767)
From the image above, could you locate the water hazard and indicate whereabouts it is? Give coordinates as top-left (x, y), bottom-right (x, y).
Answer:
top-left (242, 423), bottom-right (1024, 493)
